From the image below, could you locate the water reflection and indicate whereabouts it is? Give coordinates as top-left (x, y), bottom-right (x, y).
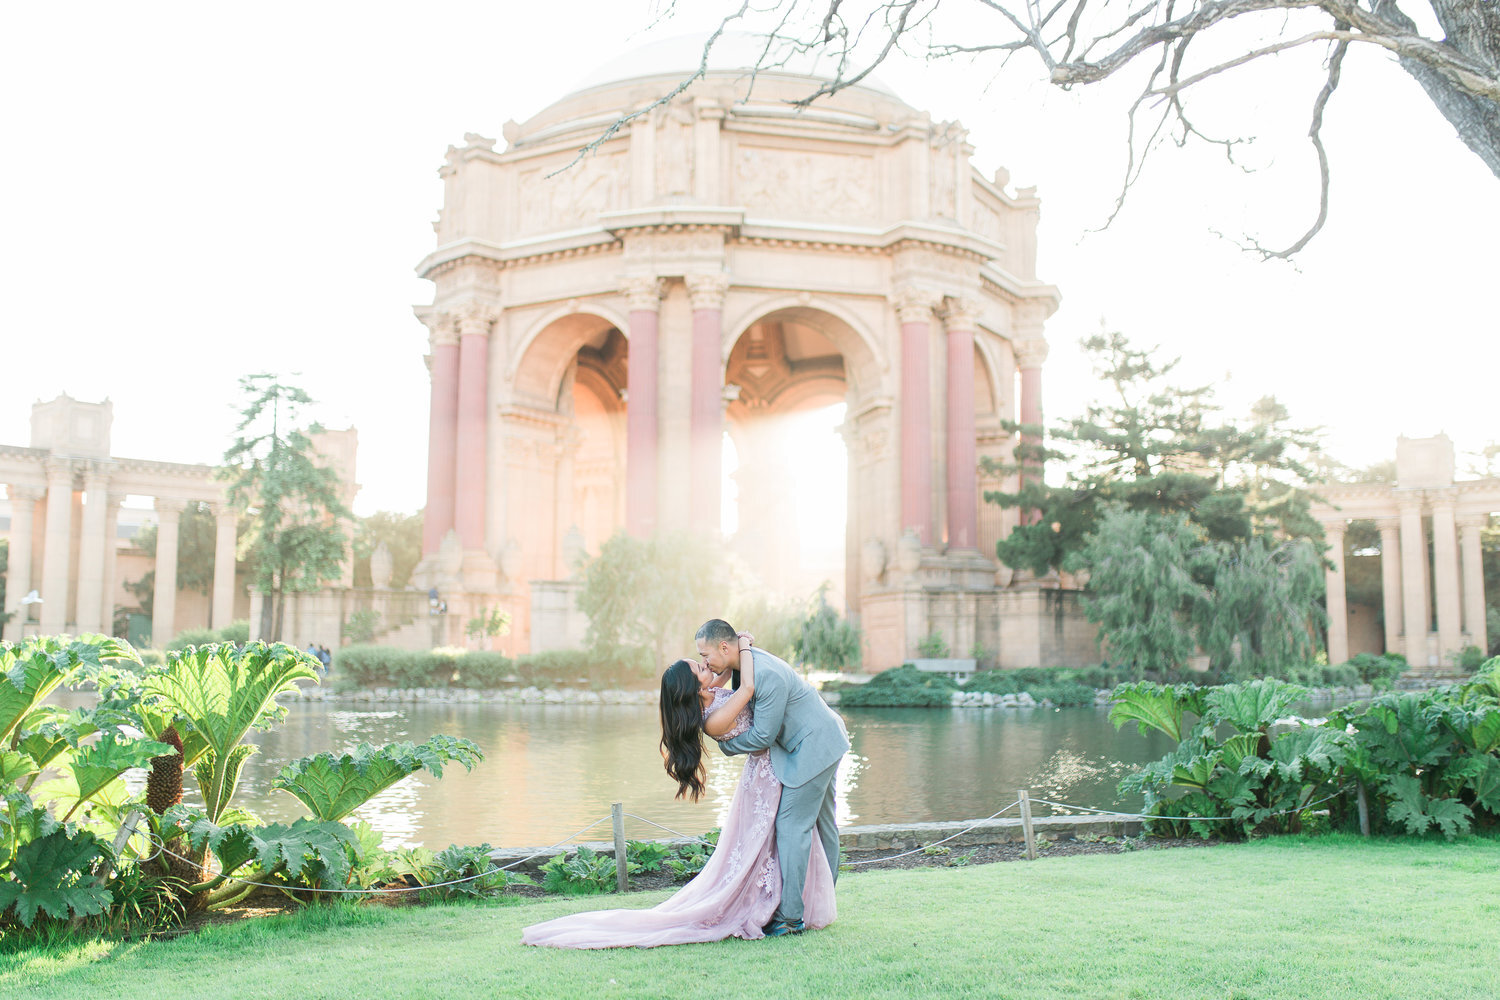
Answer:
top-left (60, 691), bottom-right (1379, 847)
top-left (52, 690), bottom-right (1200, 848)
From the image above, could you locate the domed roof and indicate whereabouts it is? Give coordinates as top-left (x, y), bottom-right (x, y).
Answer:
top-left (570, 30), bottom-right (900, 99)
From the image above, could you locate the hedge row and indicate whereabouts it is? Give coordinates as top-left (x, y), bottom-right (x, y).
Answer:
top-left (332, 644), bottom-right (656, 690)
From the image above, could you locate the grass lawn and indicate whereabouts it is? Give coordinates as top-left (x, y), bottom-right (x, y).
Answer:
top-left (5, 835), bottom-right (1498, 1000)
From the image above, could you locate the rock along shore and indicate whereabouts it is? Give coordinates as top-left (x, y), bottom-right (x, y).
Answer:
top-left (284, 679), bottom-right (1433, 709)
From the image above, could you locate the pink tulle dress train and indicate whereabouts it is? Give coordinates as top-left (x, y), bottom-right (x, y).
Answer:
top-left (521, 687), bottom-right (836, 948)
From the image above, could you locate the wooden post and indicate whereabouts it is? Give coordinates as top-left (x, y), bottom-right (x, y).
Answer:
top-left (1356, 782), bottom-right (1370, 837)
top-left (612, 801), bottom-right (629, 893)
top-left (1018, 789), bottom-right (1036, 861)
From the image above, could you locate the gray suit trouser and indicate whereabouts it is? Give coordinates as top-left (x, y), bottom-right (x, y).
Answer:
top-left (775, 758), bottom-right (840, 922)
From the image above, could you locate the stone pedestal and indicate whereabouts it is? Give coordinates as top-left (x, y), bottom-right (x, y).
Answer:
top-left (529, 580), bottom-right (586, 652)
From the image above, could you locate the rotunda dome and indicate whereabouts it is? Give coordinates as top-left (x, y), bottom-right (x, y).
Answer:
top-left (567, 30), bottom-right (900, 99)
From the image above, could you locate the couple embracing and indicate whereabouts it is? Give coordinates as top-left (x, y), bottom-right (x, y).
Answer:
top-left (521, 618), bottom-right (851, 948)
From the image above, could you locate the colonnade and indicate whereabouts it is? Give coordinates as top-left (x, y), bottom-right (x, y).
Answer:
top-left (3, 459), bottom-right (235, 644)
top-left (1319, 482), bottom-right (1494, 667)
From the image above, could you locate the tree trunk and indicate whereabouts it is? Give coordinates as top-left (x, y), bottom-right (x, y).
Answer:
top-left (273, 591), bottom-right (285, 643)
top-left (259, 590), bottom-right (274, 642)
top-left (1383, 0), bottom-right (1500, 177)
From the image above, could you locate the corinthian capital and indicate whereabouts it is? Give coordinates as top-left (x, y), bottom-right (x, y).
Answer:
top-left (685, 273), bottom-right (730, 311)
top-left (943, 296), bottom-right (980, 332)
top-left (891, 284), bottom-right (940, 325)
top-left (456, 301), bottom-right (499, 337)
top-left (9, 484), bottom-right (47, 503)
top-left (623, 276), bottom-right (666, 312)
top-left (423, 312), bottom-right (460, 349)
top-left (1013, 338), bottom-right (1049, 369)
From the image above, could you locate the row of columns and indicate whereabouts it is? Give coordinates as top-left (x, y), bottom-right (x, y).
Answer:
top-left (1324, 500), bottom-right (1489, 666)
top-left (895, 288), bottom-right (1044, 551)
top-left (623, 274), bottom-right (728, 539)
top-left (423, 306), bottom-right (494, 556)
top-left (4, 466), bottom-right (235, 643)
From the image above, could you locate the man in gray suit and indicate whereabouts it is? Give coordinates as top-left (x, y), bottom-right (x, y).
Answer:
top-left (696, 618), bottom-right (850, 936)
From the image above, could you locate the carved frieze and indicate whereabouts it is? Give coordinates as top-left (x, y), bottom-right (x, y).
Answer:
top-left (734, 147), bottom-right (875, 223)
top-left (654, 102), bottom-right (696, 198)
top-left (518, 152), bottom-right (627, 233)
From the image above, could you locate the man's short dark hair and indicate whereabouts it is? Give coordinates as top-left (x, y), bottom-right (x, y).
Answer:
top-left (696, 619), bottom-right (736, 645)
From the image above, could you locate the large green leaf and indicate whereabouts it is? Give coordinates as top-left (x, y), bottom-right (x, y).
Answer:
top-left (272, 736), bottom-right (484, 822)
top-left (147, 643), bottom-right (316, 823)
top-left (0, 750), bottom-right (36, 787)
top-left (1203, 678), bottom-right (1309, 732)
top-left (1357, 694), bottom-right (1450, 771)
top-left (250, 819), bottom-right (358, 885)
top-left (1384, 774), bottom-right (1473, 839)
top-left (0, 828), bottom-right (111, 928)
top-left (1, 635), bottom-right (135, 744)
top-left (1108, 681), bottom-right (1204, 742)
top-left (143, 642), bottom-right (318, 752)
top-left (1170, 751), bottom-right (1222, 792)
top-left (1447, 753), bottom-right (1500, 815)
top-left (1218, 733), bottom-right (1263, 774)
top-left (194, 743), bottom-right (260, 825)
top-left (1437, 705), bottom-right (1500, 755)
top-left (1265, 725), bottom-right (1348, 784)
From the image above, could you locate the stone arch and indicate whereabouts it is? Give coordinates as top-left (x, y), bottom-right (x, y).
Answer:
top-left (510, 305), bottom-right (629, 405)
top-left (722, 303), bottom-right (873, 605)
top-left (723, 295), bottom-right (886, 402)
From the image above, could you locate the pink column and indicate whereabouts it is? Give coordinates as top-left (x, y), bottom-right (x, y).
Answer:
top-left (896, 289), bottom-right (936, 545)
top-left (453, 307), bottom-right (492, 551)
top-left (687, 274), bottom-right (728, 537)
top-left (1014, 339), bottom-right (1048, 526)
top-left (422, 316), bottom-right (460, 556)
top-left (625, 278), bottom-right (663, 537)
top-left (944, 303), bottom-right (978, 550)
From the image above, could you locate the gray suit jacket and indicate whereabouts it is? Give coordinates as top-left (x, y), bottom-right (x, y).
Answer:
top-left (718, 647), bottom-right (850, 788)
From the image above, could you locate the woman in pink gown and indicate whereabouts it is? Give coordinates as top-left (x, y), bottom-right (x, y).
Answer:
top-left (521, 638), bottom-right (836, 948)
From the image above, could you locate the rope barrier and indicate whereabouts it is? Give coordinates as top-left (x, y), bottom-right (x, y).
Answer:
top-left (622, 814), bottom-right (716, 846)
top-left (1031, 786), bottom-right (1350, 824)
top-left (124, 783), bottom-right (1353, 898)
top-left (841, 798), bottom-right (1022, 866)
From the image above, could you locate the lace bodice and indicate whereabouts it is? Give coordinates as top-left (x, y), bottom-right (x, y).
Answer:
top-left (704, 685), bottom-right (753, 741)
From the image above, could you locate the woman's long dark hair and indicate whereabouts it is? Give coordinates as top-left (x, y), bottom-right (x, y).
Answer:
top-left (659, 658), bottom-right (706, 801)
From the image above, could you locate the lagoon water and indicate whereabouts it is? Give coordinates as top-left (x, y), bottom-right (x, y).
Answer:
top-left (138, 700), bottom-right (1181, 850)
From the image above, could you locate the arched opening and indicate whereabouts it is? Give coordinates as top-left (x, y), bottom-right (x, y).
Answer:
top-left (723, 306), bottom-right (873, 608)
top-left (510, 311), bottom-right (629, 579)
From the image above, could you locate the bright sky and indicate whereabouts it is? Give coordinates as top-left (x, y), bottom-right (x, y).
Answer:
top-left (3, 2), bottom-right (1496, 521)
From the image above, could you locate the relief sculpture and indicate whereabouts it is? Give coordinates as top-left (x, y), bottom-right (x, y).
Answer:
top-left (735, 147), bottom-right (875, 222)
top-left (519, 153), bottom-right (625, 233)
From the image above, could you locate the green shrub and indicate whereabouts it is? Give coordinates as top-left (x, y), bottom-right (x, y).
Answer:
top-left (453, 652), bottom-right (513, 689)
top-left (626, 840), bottom-right (673, 873)
top-left (164, 621), bottom-right (251, 652)
top-left (838, 664), bottom-right (957, 707)
top-left (166, 628), bottom-right (220, 651)
top-left (540, 846), bottom-right (634, 895)
top-left (916, 632), bottom-right (951, 658)
top-left (1028, 681), bottom-right (1098, 707)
